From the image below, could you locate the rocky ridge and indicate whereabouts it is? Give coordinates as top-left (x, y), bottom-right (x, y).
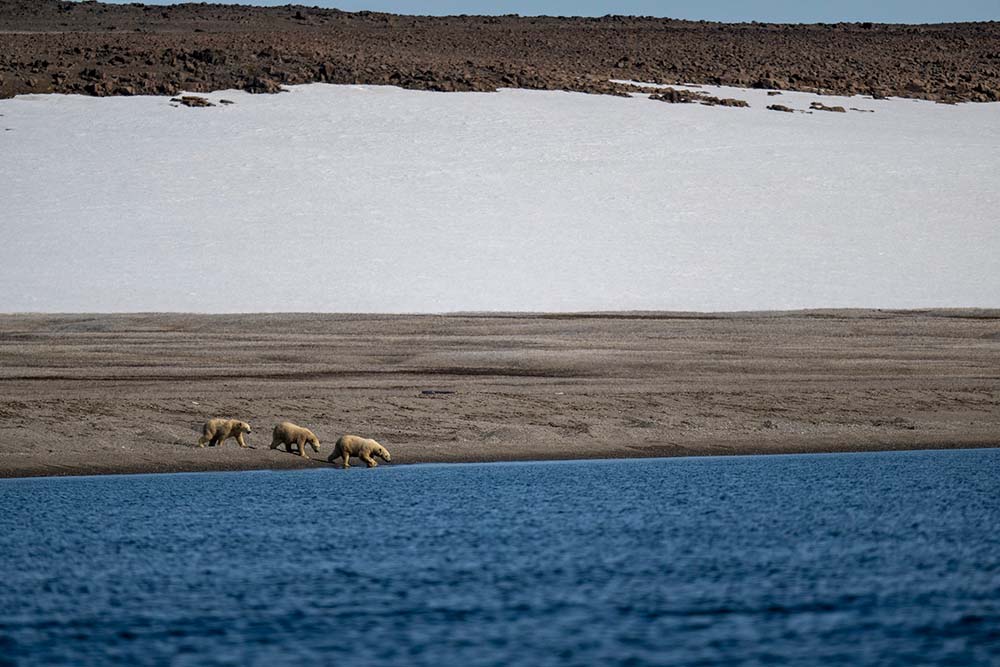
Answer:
top-left (1, 1), bottom-right (998, 102)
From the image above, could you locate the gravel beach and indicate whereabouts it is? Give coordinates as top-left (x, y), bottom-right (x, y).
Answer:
top-left (2, 311), bottom-right (997, 477)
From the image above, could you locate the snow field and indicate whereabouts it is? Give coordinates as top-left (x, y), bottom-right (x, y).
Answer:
top-left (0, 83), bottom-right (997, 312)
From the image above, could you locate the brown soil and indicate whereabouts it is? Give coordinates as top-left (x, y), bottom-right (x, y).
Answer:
top-left (1, 311), bottom-right (998, 478)
top-left (1, 1), bottom-right (998, 102)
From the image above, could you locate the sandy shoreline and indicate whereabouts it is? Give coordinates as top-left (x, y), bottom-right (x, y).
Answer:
top-left (1, 310), bottom-right (998, 478)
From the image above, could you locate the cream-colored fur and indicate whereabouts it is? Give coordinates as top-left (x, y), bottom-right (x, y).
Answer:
top-left (328, 435), bottom-right (392, 469)
top-left (270, 421), bottom-right (321, 458)
top-left (197, 418), bottom-right (251, 448)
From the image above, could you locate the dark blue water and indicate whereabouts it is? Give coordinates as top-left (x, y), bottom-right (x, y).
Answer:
top-left (1, 449), bottom-right (999, 666)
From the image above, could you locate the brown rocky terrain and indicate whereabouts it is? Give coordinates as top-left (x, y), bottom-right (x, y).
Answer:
top-left (1, 0), bottom-right (999, 102)
top-left (1, 311), bottom-right (998, 478)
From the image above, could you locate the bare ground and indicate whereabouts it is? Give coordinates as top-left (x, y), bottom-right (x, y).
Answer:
top-left (1, 1), bottom-right (999, 102)
top-left (0, 311), bottom-right (998, 477)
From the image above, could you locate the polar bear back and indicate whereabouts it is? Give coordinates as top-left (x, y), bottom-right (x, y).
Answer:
top-left (204, 418), bottom-right (250, 437)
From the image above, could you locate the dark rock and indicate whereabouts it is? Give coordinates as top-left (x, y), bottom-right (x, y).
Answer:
top-left (83, 81), bottom-right (108, 95)
top-left (79, 67), bottom-right (104, 81)
top-left (190, 48), bottom-right (223, 65)
top-left (973, 83), bottom-right (998, 101)
top-left (650, 87), bottom-right (749, 108)
top-left (649, 88), bottom-right (701, 104)
top-left (242, 76), bottom-right (284, 94)
top-left (767, 104), bottom-right (795, 113)
top-left (174, 95), bottom-right (214, 107)
top-left (809, 101), bottom-right (847, 112)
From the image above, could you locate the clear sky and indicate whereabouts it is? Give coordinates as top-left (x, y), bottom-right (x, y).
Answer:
top-left (95, 1), bottom-right (1000, 23)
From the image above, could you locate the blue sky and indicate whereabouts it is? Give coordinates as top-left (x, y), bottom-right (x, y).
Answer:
top-left (97, 1), bottom-right (1000, 23)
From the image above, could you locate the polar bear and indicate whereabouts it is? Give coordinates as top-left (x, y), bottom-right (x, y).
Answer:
top-left (270, 421), bottom-right (321, 458)
top-left (197, 418), bottom-right (251, 448)
top-left (328, 435), bottom-right (392, 469)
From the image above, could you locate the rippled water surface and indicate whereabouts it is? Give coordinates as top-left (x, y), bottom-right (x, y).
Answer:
top-left (2, 449), bottom-right (999, 666)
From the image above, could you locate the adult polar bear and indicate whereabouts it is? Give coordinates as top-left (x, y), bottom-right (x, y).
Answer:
top-left (270, 421), bottom-right (321, 457)
top-left (328, 435), bottom-right (392, 469)
top-left (197, 418), bottom-right (251, 448)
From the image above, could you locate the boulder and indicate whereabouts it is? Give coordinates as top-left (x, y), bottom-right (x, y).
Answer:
top-left (242, 76), bottom-right (284, 94)
top-left (171, 95), bottom-right (214, 107)
top-left (809, 101), bottom-right (847, 112)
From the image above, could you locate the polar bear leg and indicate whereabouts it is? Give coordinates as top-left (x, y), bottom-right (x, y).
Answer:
top-left (237, 433), bottom-right (248, 448)
top-left (361, 453), bottom-right (377, 468)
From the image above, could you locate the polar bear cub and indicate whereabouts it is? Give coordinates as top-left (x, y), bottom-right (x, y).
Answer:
top-left (328, 435), bottom-right (392, 469)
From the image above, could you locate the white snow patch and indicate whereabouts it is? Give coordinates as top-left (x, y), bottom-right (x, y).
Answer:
top-left (0, 84), bottom-right (997, 312)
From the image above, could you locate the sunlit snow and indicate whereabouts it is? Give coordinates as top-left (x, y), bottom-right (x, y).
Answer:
top-left (1, 83), bottom-right (997, 312)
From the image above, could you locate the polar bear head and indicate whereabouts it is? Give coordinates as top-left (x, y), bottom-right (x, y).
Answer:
top-left (307, 434), bottom-right (321, 452)
top-left (238, 421), bottom-right (252, 434)
top-left (373, 443), bottom-right (392, 462)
